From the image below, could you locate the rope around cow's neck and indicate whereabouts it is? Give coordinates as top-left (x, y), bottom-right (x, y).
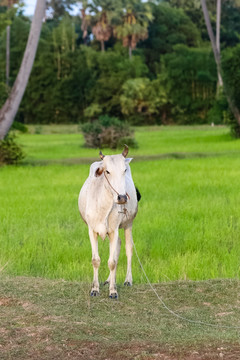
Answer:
top-left (103, 171), bottom-right (130, 200)
top-left (104, 171), bottom-right (120, 196)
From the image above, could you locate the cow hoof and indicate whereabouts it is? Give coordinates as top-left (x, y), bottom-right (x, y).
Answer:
top-left (103, 280), bottom-right (109, 286)
top-left (109, 293), bottom-right (118, 300)
top-left (124, 281), bottom-right (132, 286)
top-left (90, 290), bottom-right (99, 297)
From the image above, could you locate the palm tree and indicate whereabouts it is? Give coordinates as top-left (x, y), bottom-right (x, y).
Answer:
top-left (89, 0), bottom-right (116, 52)
top-left (80, 0), bottom-right (90, 44)
top-left (114, 0), bottom-right (153, 58)
top-left (0, 0), bottom-right (46, 140)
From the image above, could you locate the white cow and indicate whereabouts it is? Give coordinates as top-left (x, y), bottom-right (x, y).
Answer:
top-left (78, 145), bottom-right (139, 299)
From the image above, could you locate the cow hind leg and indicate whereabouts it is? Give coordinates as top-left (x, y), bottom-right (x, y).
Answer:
top-left (104, 236), bottom-right (121, 286)
top-left (89, 227), bottom-right (100, 296)
top-left (124, 226), bottom-right (133, 286)
top-left (108, 232), bottom-right (120, 299)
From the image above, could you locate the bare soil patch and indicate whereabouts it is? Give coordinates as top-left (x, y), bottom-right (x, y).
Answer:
top-left (0, 276), bottom-right (239, 359)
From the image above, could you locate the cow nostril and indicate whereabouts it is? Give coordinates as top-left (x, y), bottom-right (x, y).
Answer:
top-left (117, 194), bottom-right (128, 204)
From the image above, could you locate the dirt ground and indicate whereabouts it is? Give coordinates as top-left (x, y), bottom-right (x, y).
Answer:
top-left (54, 341), bottom-right (240, 360)
top-left (2, 339), bottom-right (239, 360)
top-left (0, 277), bottom-right (240, 360)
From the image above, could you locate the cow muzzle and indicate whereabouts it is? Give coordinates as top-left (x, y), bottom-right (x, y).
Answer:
top-left (117, 194), bottom-right (128, 205)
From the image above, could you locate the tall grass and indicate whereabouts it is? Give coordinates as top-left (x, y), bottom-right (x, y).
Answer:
top-left (1, 126), bottom-right (240, 283)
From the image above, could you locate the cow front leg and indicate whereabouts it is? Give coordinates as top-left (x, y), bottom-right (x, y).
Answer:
top-left (89, 227), bottom-right (100, 296)
top-left (124, 226), bottom-right (133, 286)
top-left (104, 236), bottom-right (121, 286)
top-left (108, 231), bottom-right (120, 299)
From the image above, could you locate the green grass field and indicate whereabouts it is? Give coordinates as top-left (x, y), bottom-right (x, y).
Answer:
top-left (20, 124), bottom-right (240, 162)
top-left (1, 125), bottom-right (240, 359)
top-left (1, 125), bottom-right (240, 283)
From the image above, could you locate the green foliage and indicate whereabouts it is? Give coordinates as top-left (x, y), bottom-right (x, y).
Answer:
top-left (162, 0), bottom-right (206, 39)
top-left (86, 48), bottom-right (148, 117)
top-left (223, 110), bottom-right (240, 138)
top-left (161, 45), bottom-right (217, 123)
top-left (0, 133), bottom-right (25, 165)
top-left (81, 115), bottom-right (137, 149)
top-left (207, 90), bottom-right (228, 125)
top-left (0, 15), bottom-right (30, 88)
top-left (11, 121), bottom-right (28, 133)
top-left (140, 3), bottom-right (201, 74)
top-left (84, 103), bottom-right (102, 119)
top-left (19, 23), bottom-right (93, 124)
top-left (221, 44), bottom-right (240, 137)
top-left (120, 77), bottom-right (167, 124)
top-left (1, 1), bottom-right (240, 127)
top-left (222, 44), bottom-right (240, 111)
top-left (0, 4), bottom-right (17, 35)
top-left (0, 81), bottom-right (8, 107)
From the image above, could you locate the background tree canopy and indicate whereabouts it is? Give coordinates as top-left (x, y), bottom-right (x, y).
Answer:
top-left (0, 0), bottom-right (240, 125)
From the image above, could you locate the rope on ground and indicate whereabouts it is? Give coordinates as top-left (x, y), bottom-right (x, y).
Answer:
top-left (132, 240), bottom-right (240, 330)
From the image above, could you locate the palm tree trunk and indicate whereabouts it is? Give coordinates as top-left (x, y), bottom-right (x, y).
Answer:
top-left (216, 0), bottom-right (223, 89)
top-left (129, 44), bottom-right (132, 59)
top-left (0, 0), bottom-right (46, 140)
top-left (101, 40), bottom-right (105, 52)
top-left (201, 0), bottom-right (240, 125)
top-left (6, 25), bottom-right (10, 86)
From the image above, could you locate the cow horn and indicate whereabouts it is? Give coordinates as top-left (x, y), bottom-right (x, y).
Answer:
top-left (99, 151), bottom-right (105, 160)
top-left (122, 144), bottom-right (128, 158)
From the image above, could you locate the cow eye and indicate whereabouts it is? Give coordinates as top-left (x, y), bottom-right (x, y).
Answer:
top-left (106, 170), bottom-right (110, 175)
top-left (124, 168), bottom-right (127, 173)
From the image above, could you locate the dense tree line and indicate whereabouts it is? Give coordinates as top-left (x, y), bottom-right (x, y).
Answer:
top-left (1, 0), bottom-right (240, 126)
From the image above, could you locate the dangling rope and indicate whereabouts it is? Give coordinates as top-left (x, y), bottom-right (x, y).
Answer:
top-left (132, 239), bottom-right (240, 330)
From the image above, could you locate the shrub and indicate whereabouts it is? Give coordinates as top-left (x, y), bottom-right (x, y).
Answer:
top-left (11, 121), bottom-right (28, 133)
top-left (223, 110), bottom-right (240, 138)
top-left (0, 133), bottom-right (25, 165)
top-left (81, 115), bottom-right (137, 149)
top-left (207, 91), bottom-right (228, 125)
top-left (34, 125), bottom-right (43, 134)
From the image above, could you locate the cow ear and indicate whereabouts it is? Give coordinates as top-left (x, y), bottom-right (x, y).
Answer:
top-left (95, 167), bottom-right (104, 177)
top-left (125, 158), bottom-right (133, 164)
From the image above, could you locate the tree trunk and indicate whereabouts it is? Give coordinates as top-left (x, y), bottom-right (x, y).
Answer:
top-left (6, 25), bottom-right (10, 87)
top-left (101, 40), bottom-right (105, 52)
top-left (201, 0), bottom-right (240, 125)
top-left (129, 44), bottom-right (132, 59)
top-left (0, 0), bottom-right (46, 140)
top-left (216, 0), bottom-right (223, 89)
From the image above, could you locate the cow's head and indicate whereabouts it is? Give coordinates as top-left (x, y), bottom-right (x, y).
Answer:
top-left (95, 145), bottom-right (132, 205)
